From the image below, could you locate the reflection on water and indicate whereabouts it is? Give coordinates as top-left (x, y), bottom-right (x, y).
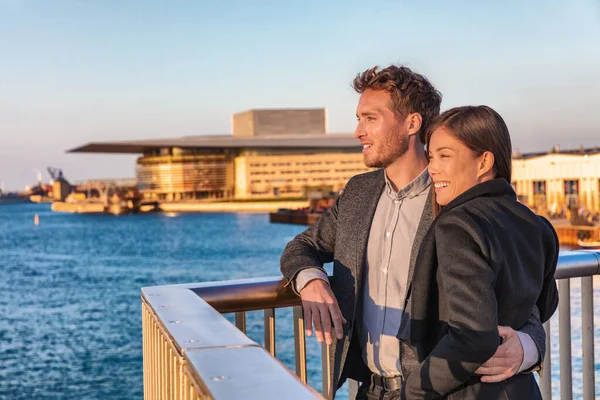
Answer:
top-left (1, 204), bottom-right (599, 399)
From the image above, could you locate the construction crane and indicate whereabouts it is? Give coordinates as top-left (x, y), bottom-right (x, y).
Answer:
top-left (47, 167), bottom-right (65, 182)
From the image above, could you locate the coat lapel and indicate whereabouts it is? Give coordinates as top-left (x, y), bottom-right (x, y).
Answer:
top-left (353, 169), bottom-right (386, 298)
top-left (405, 187), bottom-right (434, 299)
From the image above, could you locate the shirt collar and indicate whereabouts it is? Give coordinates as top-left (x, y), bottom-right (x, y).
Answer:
top-left (384, 168), bottom-right (431, 200)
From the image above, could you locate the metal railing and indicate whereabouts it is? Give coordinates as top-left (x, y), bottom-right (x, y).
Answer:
top-left (141, 250), bottom-right (600, 399)
top-left (141, 278), bottom-right (322, 399)
top-left (541, 250), bottom-right (600, 400)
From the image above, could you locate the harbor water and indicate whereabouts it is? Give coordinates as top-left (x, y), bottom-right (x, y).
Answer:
top-left (1, 203), bottom-right (600, 399)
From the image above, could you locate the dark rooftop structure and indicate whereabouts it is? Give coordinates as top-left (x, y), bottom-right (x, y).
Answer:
top-left (67, 133), bottom-right (359, 154)
top-left (513, 145), bottom-right (600, 160)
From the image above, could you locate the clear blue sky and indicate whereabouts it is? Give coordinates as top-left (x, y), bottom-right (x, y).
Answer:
top-left (1, 0), bottom-right (599, 190)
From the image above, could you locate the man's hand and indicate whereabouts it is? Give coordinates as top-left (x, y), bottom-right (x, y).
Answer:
top-left (299, 279), bottom-right (347, 344)
top-left (475, 326), bottom-right (524, 383)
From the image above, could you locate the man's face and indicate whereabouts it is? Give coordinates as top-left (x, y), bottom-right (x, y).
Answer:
top-left (354, 89), bottom-right (409, 168)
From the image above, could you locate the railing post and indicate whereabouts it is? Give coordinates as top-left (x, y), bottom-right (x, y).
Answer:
top-left (581, 275), bottom-right (595, 400)
top-left (541, 320), bottom-right (551, 399)
top-left (293, 305), bottom-right (308, 383)
top-left (321, 343), bottom-right (332, 399)
top-left (264, 308), bottom-right (276, 357)
top-left (558, 279), bottom-right (572, 400)
top-left (235, 311), bottom-right (246, 333)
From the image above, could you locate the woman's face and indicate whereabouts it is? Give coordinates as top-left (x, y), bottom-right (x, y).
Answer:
top-left (427, 127), bottom-right (490, 206)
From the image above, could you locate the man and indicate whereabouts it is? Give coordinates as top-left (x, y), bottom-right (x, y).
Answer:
top-left (280, 65), bottom-right (548, 399)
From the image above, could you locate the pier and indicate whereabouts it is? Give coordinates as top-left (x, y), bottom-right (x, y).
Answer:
top-left (141, 250), bottom-right (600, 399)
top-left (554, 224), bottom-right (600, 247)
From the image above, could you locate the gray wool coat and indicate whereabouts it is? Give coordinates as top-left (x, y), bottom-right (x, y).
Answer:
top-left (280, 169), bottom-right (549, 398)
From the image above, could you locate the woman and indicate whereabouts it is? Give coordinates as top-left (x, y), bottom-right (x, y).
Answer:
top-left (401, 106), bottom-right (559, 399)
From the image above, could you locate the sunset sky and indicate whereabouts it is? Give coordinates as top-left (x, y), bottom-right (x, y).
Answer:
top-left (1, 0), bottom-right (599, 190)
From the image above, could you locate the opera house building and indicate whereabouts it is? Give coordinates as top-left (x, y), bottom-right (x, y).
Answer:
top-left (68, 108), bottom-right (370, 202)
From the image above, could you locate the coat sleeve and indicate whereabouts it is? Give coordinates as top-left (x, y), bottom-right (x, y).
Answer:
top-left (401, 214), bottom-right (501, 399)
top-left (537, 216), bottom-right (560, 323)
top-left (279, 190), bottom-right (342, 291)
top-left (509, 217), bottom-right (560, 374)
top-left (517, 305), bottom-right (544, 370)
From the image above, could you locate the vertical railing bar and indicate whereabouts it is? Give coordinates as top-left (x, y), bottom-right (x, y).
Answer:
top-left (162, 334), bottom-right (167, 400)
top-left (179, 359), bottom-right (184, 400)
top-left (582, 275), bottom-right (595, 400)
top-left (153, 318), bottom-right (159, 400)
top-left (163, 334), bottom-right (168, 400)
top-left (321, 343), bottom-right (332, 399)
top-left (183, 367), bottom-right (189, 400)
top-left (293, 305), bottom-right (308, 383)
top-left (172, 349), bottom-right (176, 400)
top-left (142, 305), bottom-right (146, 400)
top-left (170, 347), bottom-right (174, 399)
top-left (235, 311), bottom-right (247, 333)
top-left (156, 320), bottom-right (160, 400)
top-left (559, 278), bottom-right (573, 400)
top-left (145, 306), bottom-right (150, 400)
top-left (264, 308), bottom-right (276, 356)
top-left (150, 313), bottom-right (155, 400)
top-left (541, 320), bottom-right (551, 400)
top-left (167, 346), bottom-right (171, 399)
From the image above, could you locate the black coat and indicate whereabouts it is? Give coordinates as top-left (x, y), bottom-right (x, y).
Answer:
top-left (401, 178), bottom-right (559, 399)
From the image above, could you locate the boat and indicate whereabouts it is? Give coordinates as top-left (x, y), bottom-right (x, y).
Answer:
top-left (577, 239), bottom-right (600, 249)
top-left (269, 209), bottom-right (322, 225)
top-left (269, 191), bottom-right (337, 226)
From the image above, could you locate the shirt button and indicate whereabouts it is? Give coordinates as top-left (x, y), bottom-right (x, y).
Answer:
top-left (393, 199), bottom-right (400, 204)
top-left (385, 232), bottom-right (391, 238)
top-left (375, 341), bottom-right (380, 347)
top-left (382, 269), bottom-right (388, 275)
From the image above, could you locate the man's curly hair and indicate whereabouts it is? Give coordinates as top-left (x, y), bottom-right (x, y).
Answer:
top-left (353, 65), bottom-right (442, 143)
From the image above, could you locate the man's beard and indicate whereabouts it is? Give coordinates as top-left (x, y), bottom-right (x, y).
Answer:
top-left (364, 127), bottom-right (410, 168)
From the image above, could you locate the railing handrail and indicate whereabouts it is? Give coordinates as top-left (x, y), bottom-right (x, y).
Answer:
top-left (191, 276), bottom-right (300, 312)
top-left (555, 250), bottom-right (600, 279)
top-left (184, 250), bottom-right (600, 311)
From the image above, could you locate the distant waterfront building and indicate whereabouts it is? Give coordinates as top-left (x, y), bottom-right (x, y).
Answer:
top-left (68, 108), bottom-right (370, 201)
top-left (512, 146), bottom-right (600, 212)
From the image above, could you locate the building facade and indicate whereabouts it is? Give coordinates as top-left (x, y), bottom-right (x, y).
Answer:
top-left (512, 148), bottom-right (600, 213)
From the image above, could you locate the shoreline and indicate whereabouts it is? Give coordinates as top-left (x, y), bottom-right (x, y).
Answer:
top-left (51, 200), bottom-right (311, 214)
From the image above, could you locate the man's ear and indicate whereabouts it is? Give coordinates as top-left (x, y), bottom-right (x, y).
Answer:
top-left (406, 113), bottom-right (423, 137)
top-left (478, 151), bottom-right (495, 179)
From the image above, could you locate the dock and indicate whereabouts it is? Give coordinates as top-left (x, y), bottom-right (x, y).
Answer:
top-left (552, 222), bottom-right (600, 247)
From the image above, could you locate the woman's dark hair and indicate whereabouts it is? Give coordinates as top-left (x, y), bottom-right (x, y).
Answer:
top-left (426, 105), bottom-right (512, 182)
top-left (426, 106), bottom-right (513, 217)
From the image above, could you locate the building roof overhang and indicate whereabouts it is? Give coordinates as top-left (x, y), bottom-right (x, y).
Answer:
top-left (67, 134), bottom-right (361, 154)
